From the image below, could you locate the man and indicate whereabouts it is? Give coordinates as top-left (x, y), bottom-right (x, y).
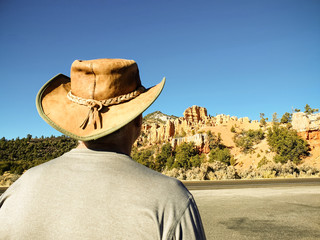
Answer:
top-left (0, 59), bottom-right (206, 239)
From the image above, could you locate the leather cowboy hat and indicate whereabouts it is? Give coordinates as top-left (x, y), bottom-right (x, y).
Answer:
top-left (36, 58), bottom-right (165, 141)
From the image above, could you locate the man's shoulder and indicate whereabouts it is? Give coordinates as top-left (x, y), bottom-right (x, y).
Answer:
top-left (125, 161), bottom-right (192, 203)
top-left (8, 149), bottom-right (192, 204)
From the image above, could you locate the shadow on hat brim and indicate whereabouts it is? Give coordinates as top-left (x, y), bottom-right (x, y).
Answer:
top-left (36, 74), bottom-right (165, 141)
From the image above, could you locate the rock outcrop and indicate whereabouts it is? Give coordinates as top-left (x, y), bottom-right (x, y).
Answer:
top-left (292, 112), bottom-right (320, 140)
top-left (183, 105), bottom-right (208, 122)
top-left (135, 107), bottom-right (320, 173)
top-left (172, 133), bottom-right (208, 153)
top-left (137, 106), bottom-right (252, 151)
top-left (292, 112), bottom-right (320, 132)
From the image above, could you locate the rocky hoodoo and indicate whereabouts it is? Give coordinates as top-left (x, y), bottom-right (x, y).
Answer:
top-left (137, 105), bottom-right (255, 152)
top-left (183, 106), bottom-right (208, 122)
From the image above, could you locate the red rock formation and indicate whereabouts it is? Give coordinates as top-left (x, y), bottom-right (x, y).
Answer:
top-left (165, 120), bottom-right (175, 138)
top-left (183, 106), bottom-right (208, 122)
top-left (298, 131), bottom-right (320, 141)
top-left (309, 131), bottom-right (320, 140)
top-left (293, 112), bottom-right (320, 143)
top-left (139, 105), bottom-right (253, 150)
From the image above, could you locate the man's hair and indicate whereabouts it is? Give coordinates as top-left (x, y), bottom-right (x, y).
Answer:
top-left (82, 126), bottom-right (124, 148)
top-left (82, 115), bottom-right (142, 149)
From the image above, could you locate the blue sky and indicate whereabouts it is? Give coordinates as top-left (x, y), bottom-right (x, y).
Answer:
top-left (1, 0), bottom-right (319, 139)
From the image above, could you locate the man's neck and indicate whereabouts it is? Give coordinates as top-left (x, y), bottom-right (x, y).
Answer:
top-left (77, 141), bottom-right (132, 156)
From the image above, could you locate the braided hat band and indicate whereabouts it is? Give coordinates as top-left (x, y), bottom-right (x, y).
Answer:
top-left (67, 86), bottom-right (146, 129)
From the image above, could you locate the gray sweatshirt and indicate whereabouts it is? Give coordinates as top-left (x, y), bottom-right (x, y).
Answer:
top-left (0, 149), bottom-right (206, 240)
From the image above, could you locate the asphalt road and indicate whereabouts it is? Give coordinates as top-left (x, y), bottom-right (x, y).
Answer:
top-left (183, 178), bottom-right (320, 190)
top-left (191, 181), bottom-right (320, 240)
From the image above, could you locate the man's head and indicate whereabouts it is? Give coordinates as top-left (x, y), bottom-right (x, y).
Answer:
top-left (79, 114), bottom-right (142, 153)
top-left (36, 58), bottom-right (165, 142)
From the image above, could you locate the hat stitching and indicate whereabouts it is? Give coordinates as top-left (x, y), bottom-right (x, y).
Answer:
top-left (91, 62), bottom-right (96, 99)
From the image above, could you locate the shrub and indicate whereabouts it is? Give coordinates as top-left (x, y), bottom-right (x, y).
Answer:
top-left (0, 162), bottom-right (11, 175)
top-left (181, 129), bottom-right (187, 137)
top-left (272, 112), bottom-right (279, 123)
top-left (267, 125), bottom-right (309, 164)
top-left (154, 143), bottom-right (174, 171)
top-left (174, 129), bottom-right (187, 138)
top-left (259, 113), bottom-right (267, 127)
top-left (173, 142), bottom-right (198, 169)
top-left (257, 156), bottom-right (269, 168)
top-left (132, 148), bottom-right (155, 169)
top-left (280, 112), bottom-right (292, 124)
top-left (162, 160), bottom-right (320, 180)
top-left (165, 156), bottom-right (175, 170)
top-left (304, 104), bottom-right (319, 114)
top-left (209, 148), bottom-right (234, 165)
top-left (190, 155), bottom-right (202, 168)
top-left (233, 129), bottom-right (264, 153)
top-left (207, 131), bottom-right (224, 150)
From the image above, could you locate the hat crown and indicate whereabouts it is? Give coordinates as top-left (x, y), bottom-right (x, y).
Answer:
top-left (70, 59), bottom-right (141, 101)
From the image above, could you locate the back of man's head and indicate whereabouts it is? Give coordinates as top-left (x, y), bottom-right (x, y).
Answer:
top-left (79, 114), bottom-right (142, 154)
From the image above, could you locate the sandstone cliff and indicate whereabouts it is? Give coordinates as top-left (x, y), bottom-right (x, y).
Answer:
top-left (136, 106), bottom-right (320, 170)
top-left (292, 112), bottom-right (320, 140)
top-left (291, 112), bottom-right (320, 168)
top-left (137, 105), bottom-right (259, 153)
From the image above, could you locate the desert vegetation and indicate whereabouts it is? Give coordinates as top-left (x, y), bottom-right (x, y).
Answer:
top-left (233, 129), bottom-right (265, 153)
top-left (163, 161), bottom-right (319, 180)
top-left (1, 104), bottom-right (320, 185)
top-left (0, 135), bottom-right (78, 175)
top-left (267, 124), bottom-right (309, 164)
top-left (132, 121), bottom-right (319, 180)
top-left (132, 142), bottom-right (204, 171)
top-left (207, 131), bottom-right (234, 165)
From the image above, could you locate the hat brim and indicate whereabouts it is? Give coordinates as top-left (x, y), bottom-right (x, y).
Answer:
top-left (36, 74), bottom-right (165, 141)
